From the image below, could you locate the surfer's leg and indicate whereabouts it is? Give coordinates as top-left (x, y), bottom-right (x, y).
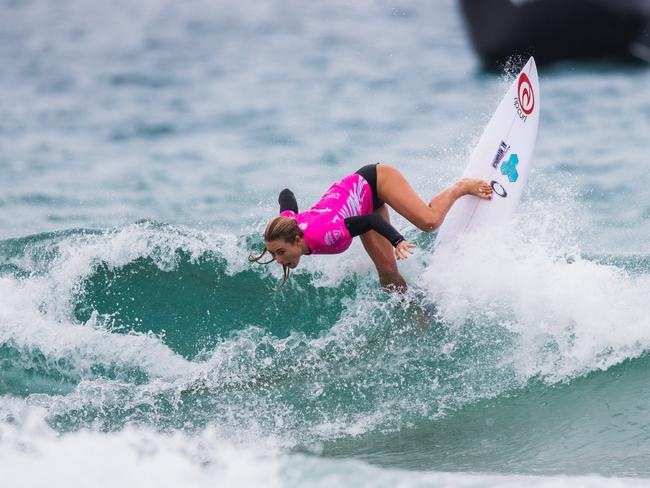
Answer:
top-left (376, 164), bottom-right (492, 231)
top-left (359, 205), bottom-right (407, 292)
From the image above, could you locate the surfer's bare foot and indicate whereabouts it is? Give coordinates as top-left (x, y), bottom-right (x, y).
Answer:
top-left (457, 178), bottom-right (492, 200)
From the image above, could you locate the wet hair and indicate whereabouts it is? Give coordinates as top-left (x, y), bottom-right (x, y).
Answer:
top-left (248, 216), bottom-right (303, 288)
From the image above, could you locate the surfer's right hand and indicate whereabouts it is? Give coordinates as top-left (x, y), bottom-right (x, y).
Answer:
top-left (459, 178), bottom-right (493, 200)
top-left (395, 241), bottom-right (415, 260)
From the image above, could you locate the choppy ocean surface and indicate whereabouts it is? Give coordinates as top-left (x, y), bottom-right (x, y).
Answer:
top-left (2, 0), bottom-right (650, 486)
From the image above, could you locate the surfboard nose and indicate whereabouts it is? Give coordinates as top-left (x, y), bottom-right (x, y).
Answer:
top-left (435, 57), bottom-right (540, 248)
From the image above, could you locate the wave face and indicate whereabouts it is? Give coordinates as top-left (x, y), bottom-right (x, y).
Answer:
top-left (1, 218), bottom-right (650, 479)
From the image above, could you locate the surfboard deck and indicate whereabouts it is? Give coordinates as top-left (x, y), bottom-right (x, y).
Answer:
top-left (435, 57), bottom-right (540, 247)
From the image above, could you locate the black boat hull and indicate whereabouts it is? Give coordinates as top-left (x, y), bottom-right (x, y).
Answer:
top-left (459, 0), bottom-right (650, 68)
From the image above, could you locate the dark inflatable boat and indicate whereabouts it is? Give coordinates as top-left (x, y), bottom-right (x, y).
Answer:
top-left (459, 0), bottom-right (650, 69)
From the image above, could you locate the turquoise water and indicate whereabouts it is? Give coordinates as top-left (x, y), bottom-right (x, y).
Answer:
top-left (2, 0), bottom-right (650, 485)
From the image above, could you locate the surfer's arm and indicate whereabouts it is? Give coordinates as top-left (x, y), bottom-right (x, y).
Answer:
top-left (278, 188), bottom-right (298, 213)
top-left (344, 214), bottom-right (404, 247)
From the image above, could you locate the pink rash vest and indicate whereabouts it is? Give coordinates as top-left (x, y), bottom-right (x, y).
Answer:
top-left (279, 174), bottom-right (374, 254)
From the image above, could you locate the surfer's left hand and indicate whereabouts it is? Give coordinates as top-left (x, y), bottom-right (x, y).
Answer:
top-left (395, 241), bottom-right (415, 260)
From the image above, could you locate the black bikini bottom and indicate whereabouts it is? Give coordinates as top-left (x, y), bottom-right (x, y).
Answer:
top-left (355, 163), bottom-right (385, 210)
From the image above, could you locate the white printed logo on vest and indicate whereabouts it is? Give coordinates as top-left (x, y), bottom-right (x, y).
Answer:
top-left (324, 229), bottom-right (342, 246)
top-left (338, 181), bottom-right (366, 219)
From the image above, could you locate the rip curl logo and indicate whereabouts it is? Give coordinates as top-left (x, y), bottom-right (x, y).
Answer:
top-left (500, 153), bottom-right (519, 182)
top-left (518, 73), bottom-right (534, 115)
top-left (323, 189), bottom-right (341, 200)
top-left (514, 72), bottom-right (534, 122)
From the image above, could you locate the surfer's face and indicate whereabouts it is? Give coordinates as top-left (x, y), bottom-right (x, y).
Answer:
top-left (265, 237), bottom-right (303, 269)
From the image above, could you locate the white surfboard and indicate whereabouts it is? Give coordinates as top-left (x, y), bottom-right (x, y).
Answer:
top-left (435, 57), bottom-right (540, 247)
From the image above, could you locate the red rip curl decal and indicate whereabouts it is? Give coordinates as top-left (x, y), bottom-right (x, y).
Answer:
top-left (517, 73), bottom-right (534, 115)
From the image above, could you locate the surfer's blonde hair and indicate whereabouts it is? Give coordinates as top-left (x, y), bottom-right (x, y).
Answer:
top-left (248, 216), bottom-right (303, 288)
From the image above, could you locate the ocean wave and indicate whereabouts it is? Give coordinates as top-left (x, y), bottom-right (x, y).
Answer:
top-left (1, 218), bottom-right (650, 460)
top-left (1, 405), bottom-right (647, 487)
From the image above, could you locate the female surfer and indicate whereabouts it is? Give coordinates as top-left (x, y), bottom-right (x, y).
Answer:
top-left (250, 163), bottom-right (492, 291)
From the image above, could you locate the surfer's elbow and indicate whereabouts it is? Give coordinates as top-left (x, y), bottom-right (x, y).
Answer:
top-left (416, 218), bottom-right (441, 232)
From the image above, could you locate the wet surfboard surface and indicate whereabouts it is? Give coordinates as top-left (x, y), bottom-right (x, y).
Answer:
top-left (435, 57), bottom-right (540, 247)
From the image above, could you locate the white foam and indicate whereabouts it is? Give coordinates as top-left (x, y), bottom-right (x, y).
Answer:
top-left (423, 219), bottom-right (650, 383)
top-left (0, 406), bottom-right (645, 488)
top-left (0, 406), bottom-right (281, 488)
